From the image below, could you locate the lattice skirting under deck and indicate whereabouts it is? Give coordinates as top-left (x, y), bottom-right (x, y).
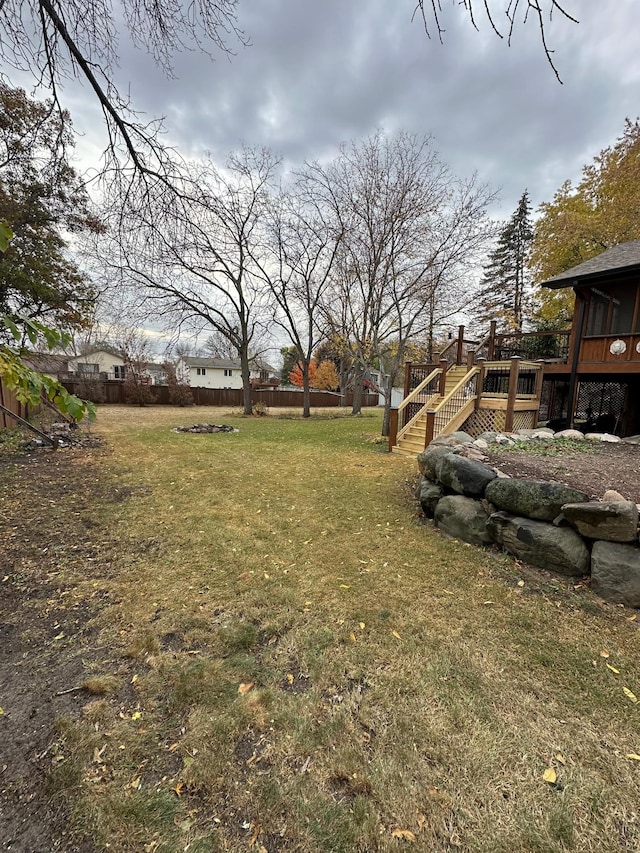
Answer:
top-left (459, 408), bottom-right (536, 436)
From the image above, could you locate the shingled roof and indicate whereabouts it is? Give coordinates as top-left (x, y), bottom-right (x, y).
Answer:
top-left (542, 240), bottom-right (640, 288)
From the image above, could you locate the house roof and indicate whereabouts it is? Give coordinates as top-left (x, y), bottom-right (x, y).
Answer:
top-left (541, 240), bottom-right (640, 289)
top-left (181, 356), bottom-right (242, 369)
top-left (22, 352), bottom-right (69, 373)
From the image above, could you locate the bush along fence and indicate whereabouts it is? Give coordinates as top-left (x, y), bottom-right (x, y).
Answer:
top-left (416, 430), bottom-right (640, 608)
top-left (59, 380), bottom-right (379, 409)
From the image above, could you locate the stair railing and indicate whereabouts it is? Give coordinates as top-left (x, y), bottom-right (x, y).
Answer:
top-left (424, 367), bottom-right (480, 445)
top-left (396, 367), bottom-right (442, 442)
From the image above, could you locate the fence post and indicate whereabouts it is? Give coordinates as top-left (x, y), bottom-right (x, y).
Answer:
top-left (466, 349), bottom-right (476, 370)
top-left (504, 356), bottom-right (521, 433)
top-left (425, 410), bottom-right (436, 448)
top-left (475, 358), bottom-right (486, 410)
top-left (388, 407), bottom-right (399, 453)
top-left (456, 324), bottom-right (465, 365)
top-left (533, 360), bottom-right (545, 427)
top-left (438, 359), bottom-right (448, 396)
top-left (487, 320), bottom-right (497, 360)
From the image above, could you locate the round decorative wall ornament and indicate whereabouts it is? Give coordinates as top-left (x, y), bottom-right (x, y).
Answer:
top-left (636, 341), bottom-right (640, 354)
top-left (610, 339), bottom-right (627, 355)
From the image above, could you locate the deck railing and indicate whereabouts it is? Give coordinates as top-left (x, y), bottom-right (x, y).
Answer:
top-left (494, 329), bottom-right (571, 362)
top-left (426, 367), bottom-right (480, 444)
top-left (396, 367), bottom-right (442, 439)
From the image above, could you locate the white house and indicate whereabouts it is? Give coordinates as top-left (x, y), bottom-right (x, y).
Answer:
top-left (67, 350), bottom-right (127, 380)
top-left (177, 356), bottom-right (243, 389)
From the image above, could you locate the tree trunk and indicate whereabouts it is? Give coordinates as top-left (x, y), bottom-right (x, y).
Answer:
top-left (381, 374), bottom-right (394, 436)
top-left (351, 362), bottom-right (364, 415)
top-left (240, 346), bottom-right (252, 415)
top-left (302, 361), bottom-right (311, 418)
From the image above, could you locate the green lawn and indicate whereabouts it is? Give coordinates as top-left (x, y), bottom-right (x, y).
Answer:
top-left (45, 405), bottom-right (640, 852)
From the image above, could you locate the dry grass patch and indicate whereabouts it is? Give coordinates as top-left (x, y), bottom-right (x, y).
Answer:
top-left (16, 405), bottom-right (640, 851)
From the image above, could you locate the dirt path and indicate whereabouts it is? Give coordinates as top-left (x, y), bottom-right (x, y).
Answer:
top-left (0, 447), bottom-right (116, 852)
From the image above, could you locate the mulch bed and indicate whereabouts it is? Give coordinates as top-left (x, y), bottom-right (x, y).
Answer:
top-left (485, 441), bottom-right (640, 505)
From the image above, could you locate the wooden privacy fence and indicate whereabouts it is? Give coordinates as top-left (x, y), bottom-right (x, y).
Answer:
top-left (0, 376), bottom-right (41, 428)
top-left (59, 380), bottom-right (379, 409)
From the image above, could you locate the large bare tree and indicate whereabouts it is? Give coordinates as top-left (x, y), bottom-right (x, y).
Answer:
top-left (96, 146), bottom-right (279, 414)
top-left (302, 132), bottom-right (496, 431)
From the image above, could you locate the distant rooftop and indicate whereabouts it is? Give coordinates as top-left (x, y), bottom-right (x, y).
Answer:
top-left (542, 240), bottom-right (640, 288)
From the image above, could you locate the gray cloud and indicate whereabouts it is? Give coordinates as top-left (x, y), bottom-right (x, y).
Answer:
top-left (23, 1), bottom-right (640, 221)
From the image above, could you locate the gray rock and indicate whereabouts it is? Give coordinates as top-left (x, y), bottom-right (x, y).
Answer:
top-left (418, 480), bottom-right (443, 518)
top-left (487, 512), bottom-right (590, 576)
top-left (414, 474), bottom-right (424, 499)
top-left (472, 438), bottom-right (489, 451)
top-left (434, 495), bottom-right (493, 546)
top-left (434, 453), bottom-right (497, 498)
top-left (417, 444), bottom-right (454, 479)
top-left (477, 431), bottom-right (498, 443)
top-left (555, 429), bottom-right (585, 440)
top-left (591, 541), bottom-right (640, 607)
top-left (430, 433), bottom-right (470, 448)
top-left (561, 500), bottom-right (639, 543)
top-left (531, 427), bottom-right (555, 437)
top-left (603, 489), bottom-right (627, 503)
top-left (494, 434), bottom-right (515, 446)
top-left (485, 477), bottom-right (589, 522)
top-left (584, 432), bottom-right (621, 443)
top-left (449, 431), bottom-right (475, 444)
top-left (622, 435), bottom-right (640, 445)
top-left (454, 444), bottom-right (488, 462)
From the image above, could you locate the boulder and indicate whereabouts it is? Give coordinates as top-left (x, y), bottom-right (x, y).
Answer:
top-left (477, 431), bottom-right (498, 443)
top-left (487, 512), bottom-right (590, 577)
top-left (561, 500), bottom-right (639, 543)
top-left (417, 444), bottom-right (453, 480)
top-left (584, 433), bottom-right (621, 443)
top-left (555, 429), bottom-right (585, 440)
top-left (434, 495), bottom-right (493, 546)
top-left (449, 431), bottom-right (475, 444)
top-left (434, 453), bottom-right (497, 498)
top-left (591, 541), bottom-right (640, 607)
top-left (418, 480), bottom-right (443, 518)
top-left (622, 435), bottom-right (640, 445)
top-left (472, 438), bottom-right (489, 451)
top-left (603, 489), bottom-right (627, 503)
top-left (494, 435), bottom-right (515, 446)
top-left (454, 444), bottom-right (488, 462)
top-left (485, 477), bottom-right (589, 522)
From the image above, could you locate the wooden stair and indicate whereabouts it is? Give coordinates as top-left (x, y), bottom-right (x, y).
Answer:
top-left (392, 365), bottom-right (470, 456)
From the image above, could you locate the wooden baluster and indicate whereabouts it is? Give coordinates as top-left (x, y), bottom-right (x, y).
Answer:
top-left (504, 356), bottom-right (521, 433)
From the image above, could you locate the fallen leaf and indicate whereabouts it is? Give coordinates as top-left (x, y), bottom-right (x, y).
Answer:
top-left (543, 767), bottom-right (557, 784)
top-left (623, 687), bottom-right (638, 703)
top-left (606, 663), bottom-right (620, 674)
top-left (359, 622), bottom-right (366, 629)
top-left (53, 632), bottom-right (65, 641)
top-left (555, 753), bottom-right (566, 766)
top-left (263, 572), bottom-right (270, 579)
top-left (340, 584), bottom-right (350, 589)
top-left (391, 630), bottom-right (402, 640)
top-left (0, 707), bottom-right (4, 715)
top-left (130, 776), bottom-right (142, 790)
top-left (248, 824), bottom-right (260, 846)
top-left (627, 614), bottom-right (637, 622)
top-left (349, 632), bottom-right (356, 643)
top-left (238, 682), bottom-right (254, 695)
top-left (131, 674), bottom-right (139, 683)
top-left (517, 580), bottom-right (525, 587)
top-left (600, 649), bottom-right (610, 659)
top-left (626, 753), bottom-right (640, 761)
top-left (483, 600), bottom-right (494, 605)
top-left (131, 711), bottom-right (142, 720)
top-left (286, 673), bottom-right (294, 685)
top-left (172, 781), bottom-right (184, 797)
top-left (167, 742), bottom-right (179, 752)
top-left (391, 828), bottom-right (416, 842)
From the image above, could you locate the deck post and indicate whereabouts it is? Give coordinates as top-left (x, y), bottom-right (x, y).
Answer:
top-left (487, 320), bottom-right (497, 360)
top-left (438, 359), bottom-right (448, 396)
top-left (504, 356), bottom-right (521, 433)
top-left (425, 410), bottom-right (436, 448)
top-left (475, 358), bottom-right (486, 410)
top-left (466, 349), bottom-right (475, 370)
top-left (533, 361), bottom-right (545, 427)
top-left (388, 407), bottom-right (399, 453)
top-left (403, 362), bottom-right (412, 399)
top-left (456, 324), bottom-right (465, 365)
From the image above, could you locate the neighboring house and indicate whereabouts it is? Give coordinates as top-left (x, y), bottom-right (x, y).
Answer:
top-left (67, 350), bottom-right (127, 380)
top-left (143, 363), bottom-right (168, 386)
top-left (177, 356), bottom-right (243, 389)
top-left (21, 353), bottom-right (70, 380)
top-left (249, 358), bottom-right (279, 390)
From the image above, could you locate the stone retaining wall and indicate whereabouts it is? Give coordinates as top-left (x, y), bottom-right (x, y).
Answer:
top-left (416, 429), bottom-right (640, 608)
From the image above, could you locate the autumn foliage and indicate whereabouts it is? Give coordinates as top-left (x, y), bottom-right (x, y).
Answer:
top-left (289, 359), bottom-right (339, 391)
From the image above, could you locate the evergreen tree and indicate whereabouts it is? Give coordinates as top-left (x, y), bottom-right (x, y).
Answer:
top-left (475, 191), bottom-right (533, 332)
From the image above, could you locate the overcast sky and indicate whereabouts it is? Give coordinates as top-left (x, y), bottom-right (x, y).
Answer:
top-left (55, 0), bottom-right (640, 221)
